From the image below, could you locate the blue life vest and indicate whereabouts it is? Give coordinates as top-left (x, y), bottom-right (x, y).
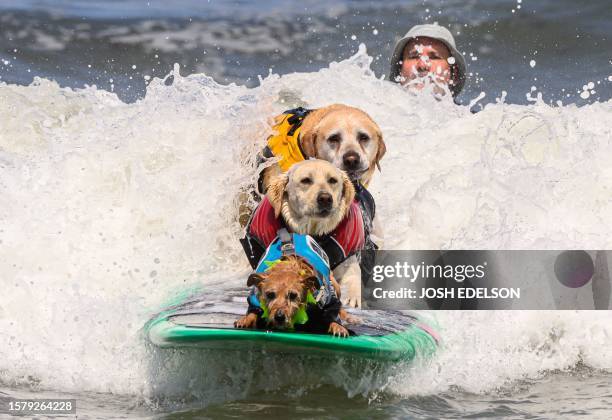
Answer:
top-left (248, 229), bottom-right (337, 311)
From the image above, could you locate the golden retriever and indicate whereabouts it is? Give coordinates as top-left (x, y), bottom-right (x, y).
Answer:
top-left (261, 104), bottom-right (386, 193)
top-left (267, 158), bottom-right (355, 236)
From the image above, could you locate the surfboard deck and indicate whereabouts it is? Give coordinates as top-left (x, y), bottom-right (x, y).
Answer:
top-left (146, 293), bottom-right (439, 361)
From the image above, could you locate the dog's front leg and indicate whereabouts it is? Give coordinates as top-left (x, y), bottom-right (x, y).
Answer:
top-left (334, 256), bottom-right (362, 308)
top-left (234, 313), bottom-right (258, 329)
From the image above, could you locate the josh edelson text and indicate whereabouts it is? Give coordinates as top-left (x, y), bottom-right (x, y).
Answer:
top-left (370, 261), bottom-right (521, 300)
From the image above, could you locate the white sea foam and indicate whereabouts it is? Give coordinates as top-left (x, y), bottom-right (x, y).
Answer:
top-left (1, 46), bottom-right (611, 402)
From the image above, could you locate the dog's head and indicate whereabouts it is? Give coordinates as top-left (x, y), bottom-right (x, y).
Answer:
top-left (247, 255), bottom-right (319, 330)
top-left (267, 159), bottom-right (355, 236)
top-left (299, 104), bottom-right (386, 182)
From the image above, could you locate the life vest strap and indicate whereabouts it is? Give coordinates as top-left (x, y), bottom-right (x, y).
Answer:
top-left (285, 107), bottom-right (312, 135)
top-left (278, 228), bottom-right (295, 256)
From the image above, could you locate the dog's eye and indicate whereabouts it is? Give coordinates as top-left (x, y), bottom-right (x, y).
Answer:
top-left (327, 134), bottom-right (341, 144)
top-left (358, 132), bottom-right (370, 143)
top-left (265, 291), bottom-right (276, 300)
top-left (300, 177), bottom-right (313, 185)
top-left (328, 177), bottom-right (338, 185)
top-left (288, 292), bottom-right (298, 301)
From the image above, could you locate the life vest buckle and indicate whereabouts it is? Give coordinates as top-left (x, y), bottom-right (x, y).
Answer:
top-left (278, 228), bottom-right (295, 256)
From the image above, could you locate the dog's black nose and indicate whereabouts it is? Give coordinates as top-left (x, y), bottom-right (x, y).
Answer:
top-left (343, 151), bottom-right (360, 170)
top-left (317, 192), bottom-right (333, 210)
top-left (274, 310), bottom-right (286, 324)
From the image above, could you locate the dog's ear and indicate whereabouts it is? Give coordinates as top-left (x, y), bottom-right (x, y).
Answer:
top-left (299, 129), bottom-right (317, 158)
top-left (266, 173), bottom-right (288, 218)
top-left (247, 272), bottom-right (266, 288)
top-left (298, 106), bottom-right (340, 157)
top-left (374, 129), bottom-right (386, 172)
top-left (341, 171), bottom-right (356, 209)
top-left (302, 275), bottom-right (320, 293)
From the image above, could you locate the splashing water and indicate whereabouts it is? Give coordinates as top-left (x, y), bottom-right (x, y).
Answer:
top-left (1, 46), bottom-right (612, 408)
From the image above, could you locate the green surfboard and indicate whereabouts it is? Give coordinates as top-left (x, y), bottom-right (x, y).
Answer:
top-left (146, 293), bottom-right (439, 361)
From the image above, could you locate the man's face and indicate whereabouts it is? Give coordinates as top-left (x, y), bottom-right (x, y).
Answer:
top-left (399, 37), bottom-right (453, 93)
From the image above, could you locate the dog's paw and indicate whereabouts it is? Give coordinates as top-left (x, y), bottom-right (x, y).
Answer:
top-left (342, 296), bottom-right (361, 309)
top-left (340, 272), bottom-right (362, 308)
top-left (339, 309), bottom-right (362, 325)
top-left (342, 286), bottom-right (362, 309)
top-left (328, 322), bottom-right (349, 338)
top-left (234, 313), bottom-right (257, 329)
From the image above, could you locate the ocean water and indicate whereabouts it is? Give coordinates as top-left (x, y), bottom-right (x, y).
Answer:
top-left (1, 1), bottom-right (612, 418)
top-left (1, 0), bottom-right (611, 105)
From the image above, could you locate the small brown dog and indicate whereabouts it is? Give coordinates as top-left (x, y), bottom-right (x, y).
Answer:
top-left (234, 255), bottom-right (349, 337)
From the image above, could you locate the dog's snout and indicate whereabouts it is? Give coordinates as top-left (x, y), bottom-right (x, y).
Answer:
top-left (317, 192), bottom-right (333, 210)
top-left (274, 310), bottom-right (286, 324)
top-left (343, 151), bottom-right (361, 170)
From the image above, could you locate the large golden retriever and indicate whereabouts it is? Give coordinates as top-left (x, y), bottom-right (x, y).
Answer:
top-left (260, 104), bottom-right (386, 193)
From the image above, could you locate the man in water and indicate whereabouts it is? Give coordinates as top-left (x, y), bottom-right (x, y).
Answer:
top-left (389, 24), bottom-right (467, 98)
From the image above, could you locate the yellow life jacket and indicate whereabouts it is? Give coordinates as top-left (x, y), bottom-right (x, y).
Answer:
top-left (265, 107), bottom-right (313, 172)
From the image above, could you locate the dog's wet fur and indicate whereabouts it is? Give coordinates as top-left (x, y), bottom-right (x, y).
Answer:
top-left (234, 255), bottom-right (349, 337)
